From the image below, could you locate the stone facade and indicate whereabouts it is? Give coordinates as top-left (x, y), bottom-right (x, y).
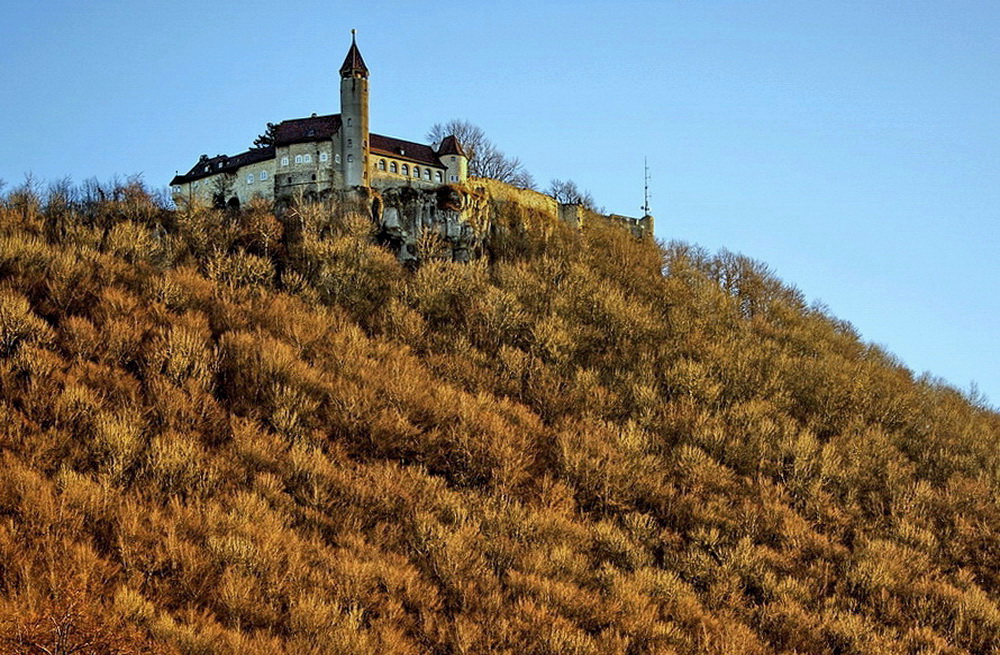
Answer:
top-left (170, 33), bottom-right (468, 208)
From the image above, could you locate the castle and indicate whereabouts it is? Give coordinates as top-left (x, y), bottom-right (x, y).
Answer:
top-left (170, 32), bottom-right (469, 208)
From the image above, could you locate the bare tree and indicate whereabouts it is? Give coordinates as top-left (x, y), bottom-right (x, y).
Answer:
top-left (427, 119), bottom-right (535, 188)
top-left (547, 179), bottom-right (596, 210)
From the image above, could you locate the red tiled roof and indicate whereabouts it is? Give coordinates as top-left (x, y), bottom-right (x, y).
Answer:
top-left (273, 114), bottom-right (342, 145)
top-left (171, 147), bottom-right (274, 185)
top-left (437, 135), bottom-right (466, 157)
top-left (370, 133), bottom-right (444, 168)
top-left (340, 35), bottom-right (369, 78)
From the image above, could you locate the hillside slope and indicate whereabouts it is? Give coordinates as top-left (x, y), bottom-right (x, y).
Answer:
top-left (1, 180), bottom-right (999, 654)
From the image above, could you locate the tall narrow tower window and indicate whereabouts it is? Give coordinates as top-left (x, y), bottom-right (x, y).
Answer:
top-left (347, 139), bottom-right (352, 147)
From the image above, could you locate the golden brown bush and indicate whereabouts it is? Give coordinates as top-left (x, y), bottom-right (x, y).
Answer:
top-left (0, 181), bottom-right (997, 654)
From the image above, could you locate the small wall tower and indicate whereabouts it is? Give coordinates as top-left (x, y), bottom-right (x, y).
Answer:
top-left (436, 135), bottom-right (468, 184)
top-left (340, 30), bottom-right (370, 188)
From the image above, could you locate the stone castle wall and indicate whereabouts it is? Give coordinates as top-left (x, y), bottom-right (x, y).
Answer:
top-left (364, 177), bottom-right (654, 265)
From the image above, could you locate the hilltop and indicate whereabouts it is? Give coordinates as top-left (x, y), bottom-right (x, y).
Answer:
top-left (1, 179), bottom-right (999, 654)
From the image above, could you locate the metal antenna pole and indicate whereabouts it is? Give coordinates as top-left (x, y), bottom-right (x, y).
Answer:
top-left (642, 158), bottom-right (652, 217)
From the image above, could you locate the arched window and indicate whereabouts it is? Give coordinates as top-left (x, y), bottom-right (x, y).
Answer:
top-left (423, 169), bottom-right (431, 180)
top-left (347, 154), bottom-right (353, 163)
top-left (413, 166), bottom-right (420, 178)
top-left (247, 173), bottom-right (254, 184)
top-left (303, 154), bottom-right (312, 164)
top-left (401, 164), bottom-right (409, 176)
top-left (260, 170), bottom-right (268, 181)
top-left (281, 157), bottom-right (289, 166)
top-left (335, 154), bottom-right (341, 164)
top-left (435, 171), bottom-right (442, 183)
top-left (319, 152), bottom-right (329, 162)
top-left (295, 155), bottom-right (303, 164)
top-left (389, 161), bottom-right (397, 173)
top-left (378, 159), bottom-right (386, 170)
top-left (347, 139), bottom-right (352, 147)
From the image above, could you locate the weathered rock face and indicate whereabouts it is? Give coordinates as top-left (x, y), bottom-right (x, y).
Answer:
top-left (372, 186), bottom-right (488, 264)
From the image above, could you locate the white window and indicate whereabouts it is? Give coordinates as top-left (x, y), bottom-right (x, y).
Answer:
top-left (295, 155), bottom-right (303, 164)
top-left (260, 171), bottom-right (268, 181)
top-left (347, 154), bottom-right (353, 163)
top-left (281, 157), bottom-right (289, 166)
top-left (423, 169), bottom-right (431, 180)
top-left (335, 154), bottom-right (341, 164)
top-left (319, 152), bottom-right (329, 162)
top-left (389, 161), bottom-right (397, 173)
top-left (378, 159), bottom-right (386, 170)
top-left (247, 173), bottom-right (254, 184)
top-left (435, 171), bottom-right (442, 183)
top-left (303, 154), bottom-right (312, 163)
top-left (401, 164), bottom-right (409, 175)
top-left (413, 166), bottom-right (420, 178)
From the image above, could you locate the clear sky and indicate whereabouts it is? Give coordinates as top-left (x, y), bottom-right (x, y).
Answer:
top-left (2, 1), bottom-right (998, 406)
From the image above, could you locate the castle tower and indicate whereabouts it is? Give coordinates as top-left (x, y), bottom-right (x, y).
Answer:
top-left (340, 30), bottom-right (370, 188)
top-left (436, 135), bottom-right (469, 184)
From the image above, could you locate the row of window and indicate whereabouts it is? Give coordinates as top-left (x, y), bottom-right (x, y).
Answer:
top-left (376, 159), bottom-right (444, 182)
top-left (178, 157), bottom-right (457, 193)
top-left (279, 152), bottom-right (335, 166)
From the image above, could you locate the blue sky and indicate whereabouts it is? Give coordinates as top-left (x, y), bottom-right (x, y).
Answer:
top-left (2, 1), bottom-right (998, 406)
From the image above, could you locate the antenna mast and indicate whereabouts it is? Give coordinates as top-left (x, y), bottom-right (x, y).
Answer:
top-left (642, 157), bottom-right (652, 217)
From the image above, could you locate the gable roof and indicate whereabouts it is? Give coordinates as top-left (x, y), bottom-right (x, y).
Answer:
top-left (171, 146), bottom-right (274, 185)
top-left (370, 133), bottom-right (444, 168)
top-left (274, 113), bottom-right (342, 145)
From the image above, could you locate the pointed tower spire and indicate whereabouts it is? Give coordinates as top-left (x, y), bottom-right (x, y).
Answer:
top-left (340, 29), bottom-right (369, 79)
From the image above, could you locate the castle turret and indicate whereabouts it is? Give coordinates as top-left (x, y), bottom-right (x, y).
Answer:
top-left (340, 30), bottom-right (369, 188)
top-left (437, 135), bottom-right (468, 184)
